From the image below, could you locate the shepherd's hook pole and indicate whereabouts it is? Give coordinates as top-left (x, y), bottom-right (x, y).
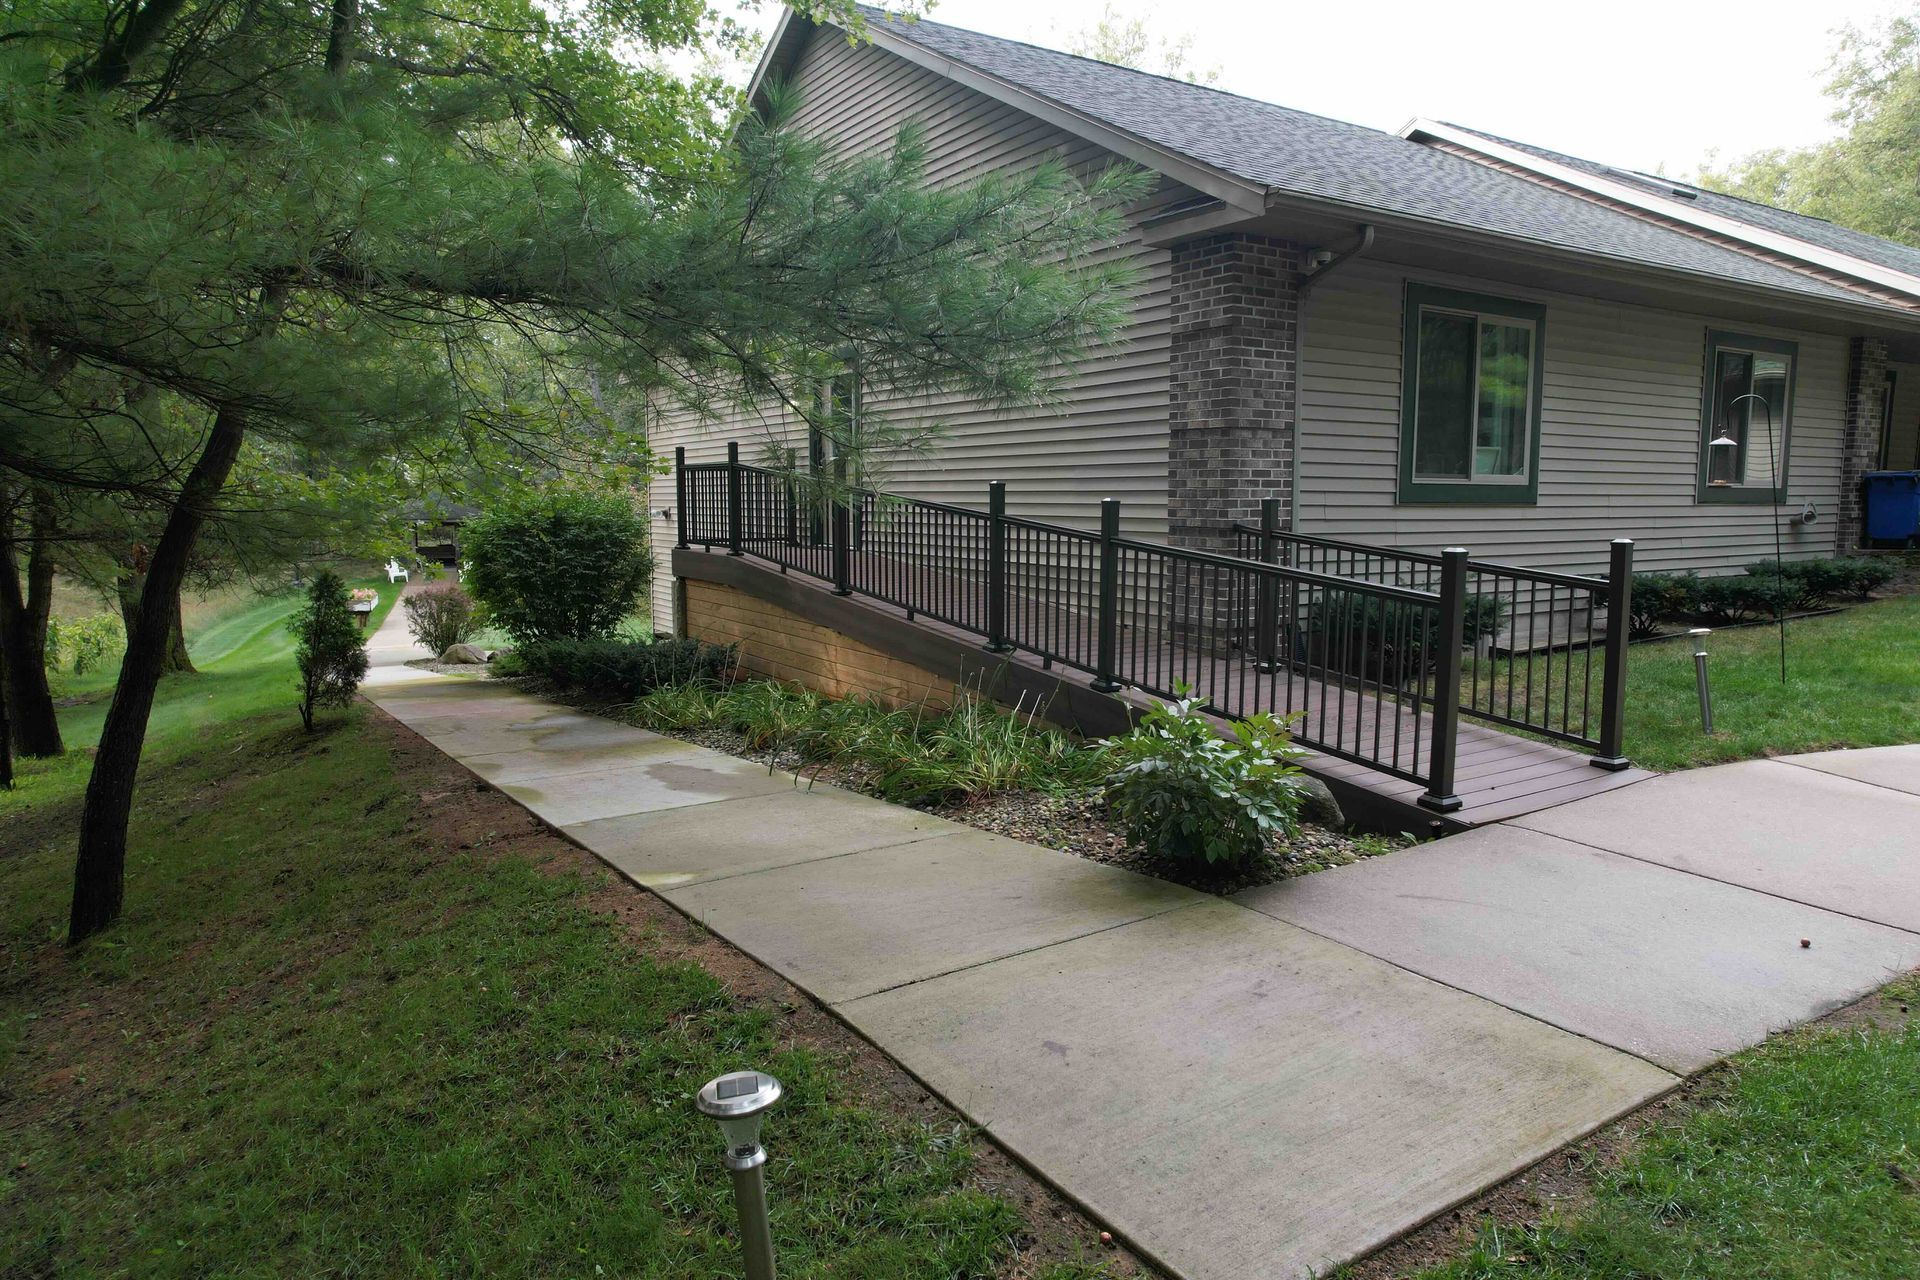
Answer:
top-left (1729, 391), bottom-right (1788, 684)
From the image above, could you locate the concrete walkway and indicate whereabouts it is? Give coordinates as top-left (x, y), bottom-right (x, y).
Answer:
top-left (362, 604), bottom-right (1920, 1280)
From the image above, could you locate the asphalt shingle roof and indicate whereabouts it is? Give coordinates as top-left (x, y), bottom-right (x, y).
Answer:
top-left (1442, 123), bottom-right (1920, 284)
top-left (856, 7), bottom-right (1895, 311)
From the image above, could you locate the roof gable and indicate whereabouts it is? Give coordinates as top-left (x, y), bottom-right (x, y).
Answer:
top-left (754, 6), bottom-right (1920, 318)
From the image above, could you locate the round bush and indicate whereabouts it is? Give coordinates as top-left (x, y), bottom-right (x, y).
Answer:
top-left (403, 580), bottom-right (479, 656)
top-left (461, 489), bottom-right (652, 643)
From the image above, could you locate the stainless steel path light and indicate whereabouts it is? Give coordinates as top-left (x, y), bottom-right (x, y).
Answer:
top-left (1690, 628), bottom-right (1714, 734)
top-left (697, 1070), bottom-right (784, 1280)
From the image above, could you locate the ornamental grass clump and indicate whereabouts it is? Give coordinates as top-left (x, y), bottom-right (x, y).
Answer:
top-left (1104, 689), bottom-right (1310, 865)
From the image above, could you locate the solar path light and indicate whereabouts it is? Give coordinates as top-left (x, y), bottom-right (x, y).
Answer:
top-left (696, 1070), bottom-right (784, 1280)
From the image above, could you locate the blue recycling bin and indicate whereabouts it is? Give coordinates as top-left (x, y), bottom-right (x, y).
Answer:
top-left (1863, 471), bottom-right (1920, 545)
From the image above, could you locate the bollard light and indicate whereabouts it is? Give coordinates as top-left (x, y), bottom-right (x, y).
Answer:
top-left (1690, 628), bottom-right (1714, 734)
top-left (698, 1071), bottom-right (784, 1280)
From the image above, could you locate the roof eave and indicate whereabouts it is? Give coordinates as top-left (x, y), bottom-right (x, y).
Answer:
top-left (745, 6), bottom-right (807, 113)
top-left (1403, 117), bottom-right (1920, 303)
top-left (1254, 191), bottom-right (1920, 329)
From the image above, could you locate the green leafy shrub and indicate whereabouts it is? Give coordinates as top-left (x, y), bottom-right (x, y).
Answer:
top-left (45, 613), bottom-right (125, 675)
top-left (402, 580), bottom-right (479, 655)
top-left (289, 571), bottom-right (369, 732)
top-left (1624, 572), bottom-right (1699, 638)
top-left (1742, 558), bottom-right (1847, 610)
top-left (461, 488), bottom-right (652, 643)
top-left (1833, 556), bottom-right (1897, 598)
top-left (1692, 574), bottom-right (1794, 624)
top-left (1104, 688), bottom-right (1309, 865)
top-left (513, 636), bottom-right (736, 701)
top-left (1303, 591), bottom-right (1504, 678)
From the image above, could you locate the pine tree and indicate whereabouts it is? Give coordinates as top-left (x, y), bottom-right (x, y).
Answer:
top-left (289, 572), bottom-right (369, 733)
top-left (3, 0), bottom-right (1142, 942)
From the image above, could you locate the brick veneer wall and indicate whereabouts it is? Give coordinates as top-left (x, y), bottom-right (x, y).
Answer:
top-left (682, 579), bottom-right (959, 708)
top-left (1840, 336), bottom-right (1890, 550)
top-left (1166, 233), bottom-right (1302, 553)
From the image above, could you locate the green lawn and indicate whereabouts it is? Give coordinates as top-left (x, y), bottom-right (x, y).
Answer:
top-left (4, 575), bottom-right (400, 817)
top-left (1474, 592), bottom-right (1920, 772)
top-left (1, 585), bottom-right (1090, 1278)
top-left (1621, 593), bottom-right (1920, 770)
top-left (1413, 987), bottom-right (1920, 1280)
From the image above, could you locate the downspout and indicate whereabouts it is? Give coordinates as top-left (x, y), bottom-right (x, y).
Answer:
top-left (1297, 224), bottom-right (1375, 299)
top-left (1292, 225), bottom-right (1375, 533)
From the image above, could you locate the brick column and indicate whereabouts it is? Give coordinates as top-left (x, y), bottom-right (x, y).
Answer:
top-left (1839, 336), bottom-right (1889, 551)
top-left (1166, 233), bottom-right (1301, 554)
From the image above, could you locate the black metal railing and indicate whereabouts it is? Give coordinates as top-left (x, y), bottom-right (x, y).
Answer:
top-left (1231, 501), bottom-right (1632, 764)
top-left (676, 446), bottom-right (1635, 809)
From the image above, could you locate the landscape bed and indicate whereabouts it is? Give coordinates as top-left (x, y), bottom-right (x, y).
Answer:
top-left (464, 648), bottom-right (1418, 894)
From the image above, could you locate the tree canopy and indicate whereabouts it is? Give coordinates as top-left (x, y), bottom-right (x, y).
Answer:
top-left (1695, 10), bottom-right (1920, 248)
top-left (2, 0), bottom-right (1145, 940)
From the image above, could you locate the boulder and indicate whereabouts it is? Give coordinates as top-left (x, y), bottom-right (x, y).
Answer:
top-left (1298, 774), bottom-right (1344, 827)
top-left (440, 642), bottom-right (492, 665)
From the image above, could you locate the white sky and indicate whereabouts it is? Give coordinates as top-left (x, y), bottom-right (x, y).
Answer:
top-left (729, 0), bottom-right (1912, 176)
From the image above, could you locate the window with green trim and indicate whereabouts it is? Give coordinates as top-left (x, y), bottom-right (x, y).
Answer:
top-left (1399, 284), bottom-right (1545, 504)
top-left (1697, 331), bottom-right (1794, 504)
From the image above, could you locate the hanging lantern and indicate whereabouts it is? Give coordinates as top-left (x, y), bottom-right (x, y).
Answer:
top-left (1706, 431), bottom-right (1740, 487)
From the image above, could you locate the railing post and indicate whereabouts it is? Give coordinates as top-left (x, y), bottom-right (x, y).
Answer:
top-left (831, 451), bottom-right (852, 596)
top-left (1593, 537), bottom-right (1634, 770)
top-left (1091, 498), bottom-right (1122, 693)
top-left (1419, 546), bottom-right (1468, 814)
top-left (1254, 497), bottom-right (1281, 671)
top-left (986, 481), bottom-right (1013, 653)
top-left (675, 447), bottom-right (689, 550)
top-left (725, 442), bottom-right (744, 557)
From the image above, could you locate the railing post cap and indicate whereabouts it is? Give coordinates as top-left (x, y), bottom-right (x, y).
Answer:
top-left (1611, 536), bottom-right (1635, 546)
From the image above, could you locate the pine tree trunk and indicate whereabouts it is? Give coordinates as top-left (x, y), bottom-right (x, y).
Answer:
top-left (70, 405), bottom-right (247, 944)
top-left (0, 631), bottom-right (13, 790)
top-left (0, 485), bottom-right (64, 757)
top-left (116, 565), bottom-right (196, 676)
top-left (167, 593), bottom-right (195, 674)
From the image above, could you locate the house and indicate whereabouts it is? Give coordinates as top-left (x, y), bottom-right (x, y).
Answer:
top-left (647, 6), bottom-right (1920, 822)
top-left (650, 4), bottom-right (1920, 634)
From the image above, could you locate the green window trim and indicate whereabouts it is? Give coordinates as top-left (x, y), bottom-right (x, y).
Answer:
top-left (1696, 329), bottom-right (1796, 505)
top-left (1398, 283), bottom-right (1547, 505)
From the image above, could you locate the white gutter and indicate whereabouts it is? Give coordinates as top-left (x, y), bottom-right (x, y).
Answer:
top-left (1402, 118), bottom-right (1920, 302)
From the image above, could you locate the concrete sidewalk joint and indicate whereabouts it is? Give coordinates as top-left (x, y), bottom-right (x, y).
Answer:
top-left (358, 596), bottom-right (1917, 1280)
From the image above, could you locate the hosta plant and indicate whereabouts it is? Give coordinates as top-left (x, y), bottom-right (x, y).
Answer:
top-left (1104, 687), bottom-right (1310, 865)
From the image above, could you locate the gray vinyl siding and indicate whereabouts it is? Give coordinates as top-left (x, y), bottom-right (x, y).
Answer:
top-left (648, 27), bottom-right (1177, 628)
top-left (1298, 261), bottom-right (1852, 577)
top-left (1884, 361), bottom-right (1920, 470)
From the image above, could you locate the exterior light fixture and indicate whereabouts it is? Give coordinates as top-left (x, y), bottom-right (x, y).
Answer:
top-left (697, 1070), bottom-right (784, 1280)
top-left (1689, 628), bottom-right (1714, 734)
top-left (1706, 431), bottom-right (1740, 487)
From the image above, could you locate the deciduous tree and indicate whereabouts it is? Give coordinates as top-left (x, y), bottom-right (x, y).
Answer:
top-left (1696, 11), bottom-right (1920, 247)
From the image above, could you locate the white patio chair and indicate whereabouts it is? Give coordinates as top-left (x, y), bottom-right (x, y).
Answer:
top-left (386, 558), bottom-right (410, 583)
